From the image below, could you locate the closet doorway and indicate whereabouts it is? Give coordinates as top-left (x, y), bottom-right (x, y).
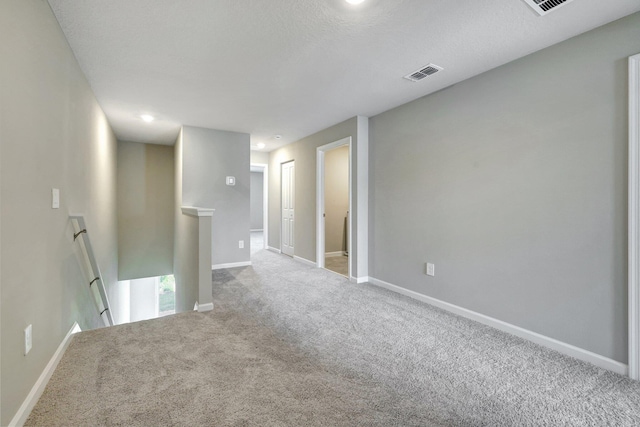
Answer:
top-left (317, 137), bottom-right (351, 278)
top-left (281, 161), bottom-right (295, 257)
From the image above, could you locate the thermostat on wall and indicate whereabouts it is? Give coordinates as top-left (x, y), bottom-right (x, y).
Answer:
top-left (226, 176), bottom-right (236, 186)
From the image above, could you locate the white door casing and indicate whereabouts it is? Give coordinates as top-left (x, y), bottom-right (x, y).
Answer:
top-left (281, 161), bottom-right (295, 257)
top-left (629, 53), bottom-right (640, 380)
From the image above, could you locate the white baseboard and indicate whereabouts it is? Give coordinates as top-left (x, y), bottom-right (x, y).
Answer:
top-left (250, 229), bottom-right (264, 232)
top-left (367, 277), bottom-right (628, 376)
top-left (356, 276), bottom-right (370, 284)
top-left (267, 246), bottom-right (281, 254)
top-left (293, 255), bottom-right (316, 267)
top-left (211, 261), bottom-right (252, 270)
top-left (10, 322), bottom-right (81, 427)
top-left (196, 302), bottom-right (214, 312)
top-left (325, 251), bottom-right (344, 258)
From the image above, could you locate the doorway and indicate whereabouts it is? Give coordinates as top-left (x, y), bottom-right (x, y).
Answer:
top-left (281, 160), bottom-right (295, 257)
top-left (317, 137), bottom-right (352, 279)
top-left (250, 163), bottom-right (268, 254)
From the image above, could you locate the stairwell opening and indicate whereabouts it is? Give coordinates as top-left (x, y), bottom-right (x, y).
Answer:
top-left (116, 275), bottom-right (175, 324)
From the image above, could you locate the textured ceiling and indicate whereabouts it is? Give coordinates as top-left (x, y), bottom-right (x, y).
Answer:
top-left (48, 0), bottom-right (640, 150)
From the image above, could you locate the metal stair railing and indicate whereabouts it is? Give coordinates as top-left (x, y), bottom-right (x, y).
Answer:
top-left (70, 215), bottom-right (114, 327)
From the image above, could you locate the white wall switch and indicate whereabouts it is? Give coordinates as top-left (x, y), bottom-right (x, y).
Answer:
top-left (239, 240), bottom-right (244, 249)
top-left (426, 263), bottom-right (435, 277)
top-left (52, 188), bottom-right (60, 209)
top-left (226, 176), bottom-right (236, 186)
top-left (24, 324), bottom-right (32, 355)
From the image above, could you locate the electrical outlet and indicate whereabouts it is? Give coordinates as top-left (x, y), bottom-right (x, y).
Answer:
top-left (239, 240), bottom-right (244, 249)
top-left (24, 324), bottom-right (32, 355)
top-left (426, 263), bottom-right (435, 277)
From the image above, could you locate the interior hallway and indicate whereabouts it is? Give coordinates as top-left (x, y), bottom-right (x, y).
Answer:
top-left (26, 249), bottom-right (640, 426)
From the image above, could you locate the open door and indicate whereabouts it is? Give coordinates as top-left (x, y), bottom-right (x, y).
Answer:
top-left (281, 161), bottom-right (295, 257)
top-left (317, 138), bottom-right (352, 279)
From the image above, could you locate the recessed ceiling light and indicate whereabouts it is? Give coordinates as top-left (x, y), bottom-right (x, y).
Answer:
top-left (140, 114), bottom-right (154, 122)
top-left (274, 135), bottom-right (282, 140)
top-left (257, 142), bottom-right (266, 149)
top-left (345, 0), bottom-right (366, 4)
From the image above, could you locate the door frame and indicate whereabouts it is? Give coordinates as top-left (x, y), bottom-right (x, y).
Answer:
top-left (629, 53), bottom-right (640, 380)
top-left (280, 160), bottom-right (295, 256)
top-left (250, 163), bottom-right (269, 249)
top-left (317, 137), bottom-right (352, 279)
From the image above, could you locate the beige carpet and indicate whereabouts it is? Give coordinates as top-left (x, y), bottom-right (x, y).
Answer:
top-left (26, 247), bottom-right (640, 426)
top-left (324, 255), bottom-right (348, 277)
top-left (26, 309), bottom-right (408, 426)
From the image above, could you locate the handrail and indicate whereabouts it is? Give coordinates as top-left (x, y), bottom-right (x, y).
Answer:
top-left (70, 215), bottom-right (114, 326)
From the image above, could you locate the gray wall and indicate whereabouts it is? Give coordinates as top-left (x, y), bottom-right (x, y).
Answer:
top-left (0, 0), bottom-right (120, 423)
top-left (325, 146), bottom-right (349, 254)
top-left (173, 129), bottom-right (199, 312)
top-left (269, 117), bottom-right (367, 277)
top-left (117, 141), bottom-right (174, 280)
top-left (182, 126), bottom-right (250, 265)
top-left (250, 172), bottom-right (264, 230)
top-left (369, 12), bottom-right (640, 363)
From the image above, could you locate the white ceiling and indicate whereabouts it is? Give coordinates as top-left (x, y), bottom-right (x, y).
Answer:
top-left (48, 0), bottom-right (640, 151)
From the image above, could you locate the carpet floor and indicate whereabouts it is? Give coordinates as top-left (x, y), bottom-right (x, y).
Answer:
top-left (324, 255), bottom-right (349, 277)
top-left (26, 248), bottom-right (640, 426)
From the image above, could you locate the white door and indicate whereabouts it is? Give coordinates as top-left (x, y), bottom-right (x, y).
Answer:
top-left (281, 161), bottom-right (295, 257)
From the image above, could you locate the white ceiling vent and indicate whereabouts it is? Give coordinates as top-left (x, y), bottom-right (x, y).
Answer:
top-left (403, 64), bottom-right (443, 82)
top-left (522, 0), bottom-right (576, 16)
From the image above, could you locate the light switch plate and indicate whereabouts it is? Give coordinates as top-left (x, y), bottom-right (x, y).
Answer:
top-left (426, 263), bottom-right (435, 277)
top-left (226, 176), bottom-right (236, 186)
top-left (52, 188), bottom-right (60, 209)
top-left (24, 324), bottom-right (32, 355)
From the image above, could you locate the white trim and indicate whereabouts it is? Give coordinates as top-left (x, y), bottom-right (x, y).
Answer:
top-left (197, 302), bottom-right (214, 312)
top-left (9, 322), bottom-right (81, 427)
top-left (293, 255), bottom-right (316, 267)
top-left (154, 276), bottom-right (160, 318)
top-left (211, 261), bottom-right (252, 270)
top-left (317, 137), bottom-right (353, 280)
top-left (316, 149), bottom-right (325, 269)
top-left (250, 229), bottom-right (264, 232)
top-left (267, 246), bottom-right (281, 254)
top-left (181, 206), bottom-right (215, 217)
top-left (325, 251), bottom-right (344, 258)
top-left (630, 52), bottom-right (640, 380)
top-left (368, 277), bottom-right (628, 376)
top-left (356, 276), bottom-right (370, 284)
